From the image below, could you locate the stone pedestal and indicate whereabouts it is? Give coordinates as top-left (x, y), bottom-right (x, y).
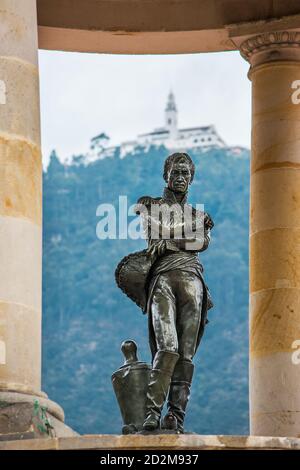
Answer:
top-left (0, 434), bottom-right (300, 450)
top-left (234, 31), bottom-right (300, 437)
top-left (0, 0), bottom-right (75, 438)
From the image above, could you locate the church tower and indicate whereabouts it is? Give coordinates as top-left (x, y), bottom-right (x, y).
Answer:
top-left (165, 91), bottom-right (178, 139)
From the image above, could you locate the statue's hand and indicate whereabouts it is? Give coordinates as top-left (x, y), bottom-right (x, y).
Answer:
top-left (147, 240), bottom-right (167, 258)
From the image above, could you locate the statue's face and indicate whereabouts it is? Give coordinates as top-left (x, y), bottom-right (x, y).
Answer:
top-left (167, 161), bottom-right (192, 193)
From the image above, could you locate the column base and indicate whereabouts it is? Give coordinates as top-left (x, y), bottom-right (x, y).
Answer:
top-left (0, 391), bottom-right (78, 440)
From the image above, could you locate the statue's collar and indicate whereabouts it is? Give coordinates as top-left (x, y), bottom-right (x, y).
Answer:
top-left (162, 187), bottom-right (188, 206)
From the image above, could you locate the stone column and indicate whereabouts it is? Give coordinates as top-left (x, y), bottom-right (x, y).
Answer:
top-left (0, 0), bottom-right (75, 438)
top-left (237, 31), bottom-right (300, 436)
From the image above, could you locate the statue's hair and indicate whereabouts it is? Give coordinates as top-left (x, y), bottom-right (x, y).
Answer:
top-left (163, 152), bottom-right (195, 183)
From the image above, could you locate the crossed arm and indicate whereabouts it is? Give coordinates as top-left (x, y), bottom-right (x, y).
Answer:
top-left (143, 210), bottom-right (214, 258)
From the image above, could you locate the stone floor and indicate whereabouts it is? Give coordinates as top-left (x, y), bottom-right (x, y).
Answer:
top-left (0, 434), bottom-right (300, 450)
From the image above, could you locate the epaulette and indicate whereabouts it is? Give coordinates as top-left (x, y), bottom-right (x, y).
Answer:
top-left (135, 196), bottom-right (161, 214)
top-left (204, 212), bottom-right (214, 229)
top-left (137, 195), bottom-right (161, 206)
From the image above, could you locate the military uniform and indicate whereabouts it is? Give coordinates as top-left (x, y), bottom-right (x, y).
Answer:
top-left (135, 187), bottom-right (213, 432)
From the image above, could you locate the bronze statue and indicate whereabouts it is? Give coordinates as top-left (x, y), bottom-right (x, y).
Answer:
top-left (115, 152), bottom-right (214, 434)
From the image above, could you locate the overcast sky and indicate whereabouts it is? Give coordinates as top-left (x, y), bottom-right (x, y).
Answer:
top-left (38, 50), bottom-right (251, 166)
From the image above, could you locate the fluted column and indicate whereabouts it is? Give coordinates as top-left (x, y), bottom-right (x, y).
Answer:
top-left (237, 31), bottom-right (300, 436)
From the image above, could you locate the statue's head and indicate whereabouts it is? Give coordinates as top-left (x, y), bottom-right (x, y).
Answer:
top-left (163, 152), bottom-right (195, 193)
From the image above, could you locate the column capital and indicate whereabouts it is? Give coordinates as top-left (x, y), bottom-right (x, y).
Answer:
top-left (235, 30), bottom-right (300, 67)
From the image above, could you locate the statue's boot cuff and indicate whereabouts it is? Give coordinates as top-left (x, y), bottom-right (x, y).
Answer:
top-left (143, 351), bottom-right (179, 431)
top-left (164, 359), bottom-right (194, 433)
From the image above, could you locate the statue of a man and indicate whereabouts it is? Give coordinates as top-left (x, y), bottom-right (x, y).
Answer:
top-left (133, 152), bottom-right (214, 433)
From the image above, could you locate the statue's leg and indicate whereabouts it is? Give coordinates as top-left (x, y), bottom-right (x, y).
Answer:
top-left (143, 273), bottom-right (179, 431)
top-left (162, 359), bottom-right (194, 433)
top-left (162, 273), bottom-right (203, 433)
top-left (176, 273), bottom-right (204, 361)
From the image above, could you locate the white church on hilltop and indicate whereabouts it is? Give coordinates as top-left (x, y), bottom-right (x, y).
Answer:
top-left (89, 92), bottom-right (226, 161)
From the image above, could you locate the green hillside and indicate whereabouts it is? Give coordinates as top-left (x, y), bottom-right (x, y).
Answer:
top-left (42, 144), bottom-right (250, 434)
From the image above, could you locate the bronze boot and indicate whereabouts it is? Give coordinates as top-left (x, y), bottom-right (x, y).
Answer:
top-left (162, 359), bottom-right (194, 433)
top-left (142, 350), bottom-right (179, 431)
